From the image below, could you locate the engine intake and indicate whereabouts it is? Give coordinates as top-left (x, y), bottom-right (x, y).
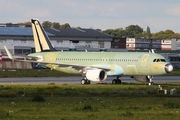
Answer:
top-left (86, 69), bottom-right (107, 82)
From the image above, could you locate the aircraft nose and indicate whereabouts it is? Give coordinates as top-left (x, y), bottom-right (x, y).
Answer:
top-left (165, 63), bottom-right (173, 73)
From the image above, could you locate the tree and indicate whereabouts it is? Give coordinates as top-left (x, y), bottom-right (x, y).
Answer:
top-left (125, 25), bottom-right (143, 38)
top-left (151, 29), bottom-right (175, 39)
top-left (146, 26), bottom-right (151, 38)
top-left (24, 22), bottom-right (32, 27)
top-left (95, 29), bottom-right (101, 31)
top-left (42, 21), bottom-right (52, 28)
top-left (103, 29), bottom-right (114, 36)
top-left (52, 22), bottom-right (60, 28)
top-left (103, 28), bottom-right (127, 37)
top-left (60, 23), bottom-right (71, 28)
top-left (113, 28), bottom-right (127, 37)
top-left (151, 31), bottom-right (164, 39)
top-left (164, 29), bottom-right (174, 39)
top-left (172, 33), bottom-right (180, 38)
top-left (6, 22), bottom-right (13, 27)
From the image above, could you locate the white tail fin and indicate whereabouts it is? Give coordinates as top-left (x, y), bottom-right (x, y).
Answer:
top-left (149, 49), bottom-right (156, 53)
top-left (31, 19), bottom-right (57, 52)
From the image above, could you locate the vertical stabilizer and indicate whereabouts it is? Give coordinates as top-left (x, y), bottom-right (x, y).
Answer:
top-left (31, 19), bottom-right (57, 52)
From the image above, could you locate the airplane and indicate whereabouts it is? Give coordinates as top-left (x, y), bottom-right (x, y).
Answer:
top-left (4, 19), bottom-right (173, 85)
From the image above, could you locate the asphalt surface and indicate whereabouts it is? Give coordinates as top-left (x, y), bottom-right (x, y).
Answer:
top-left (0, 76), bottom-right (179, 84)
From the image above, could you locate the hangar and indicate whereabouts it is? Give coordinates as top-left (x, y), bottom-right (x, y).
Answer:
top-left (0, 25), bottom-right (113, 54)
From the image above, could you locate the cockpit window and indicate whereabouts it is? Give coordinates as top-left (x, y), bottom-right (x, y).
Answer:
top-left (160, 59), bottom-right (166, 62)
top-left (153, 59), bottom-right (166, 62)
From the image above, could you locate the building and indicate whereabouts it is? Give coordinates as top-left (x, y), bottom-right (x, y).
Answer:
top-left (125, 38), bottom-right (171, 50)
top-left (171, 38), bottom-right (180, 50)
top-left (111, 38), bottom-right (126, 49)
top-left (0, 26), bottom-right (113, 54)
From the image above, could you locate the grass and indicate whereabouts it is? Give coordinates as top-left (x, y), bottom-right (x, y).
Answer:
top-left (0, 83), bottom-right (180, 120)
top-left (0, 69), bottom-right (180, 119)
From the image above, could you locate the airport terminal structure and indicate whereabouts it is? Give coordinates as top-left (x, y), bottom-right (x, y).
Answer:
top-left (0, 26), bottom-right (113, 54)
top-left (0, 24), bottom-right (180, 53)
top-left (0, 23), bottom-right (180, 68)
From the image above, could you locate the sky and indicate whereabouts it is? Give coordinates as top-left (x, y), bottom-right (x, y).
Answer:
top-left (1, 0), bottom-right (180, 33)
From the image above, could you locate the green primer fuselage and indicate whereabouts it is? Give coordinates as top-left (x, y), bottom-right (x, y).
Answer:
top-left (28, 51), bottom-right (168, 76)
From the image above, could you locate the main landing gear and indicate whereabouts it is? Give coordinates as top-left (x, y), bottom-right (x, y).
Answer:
top-left (112, 77), bottom-right (122, 84)
top-left (81, 78), bottom-right (91, 84)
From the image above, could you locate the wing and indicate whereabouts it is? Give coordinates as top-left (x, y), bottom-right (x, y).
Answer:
top-left (21, 60), bottom-right (110, 71)
top-left (4, 46), bottom-right (111, 71)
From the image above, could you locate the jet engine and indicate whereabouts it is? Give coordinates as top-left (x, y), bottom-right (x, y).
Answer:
top-left (85, 69), bottom-right (107, 82)
top-left (131, 76), bottom-right (152, 82)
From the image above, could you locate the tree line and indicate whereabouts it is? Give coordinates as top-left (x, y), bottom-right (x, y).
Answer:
top-left (6, 21), bottom-right (180, 39)
top-left (6, 21), bottom-right (71, 29)
top-left (102, 25), bottom-right (180, 39)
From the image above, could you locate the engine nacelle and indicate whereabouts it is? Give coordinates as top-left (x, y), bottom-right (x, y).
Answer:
top-left (86, 69), bottom-right (107, 82)
top-left (131, 76), bottom-right (151, 82)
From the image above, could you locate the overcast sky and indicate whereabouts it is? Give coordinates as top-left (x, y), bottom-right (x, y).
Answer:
top-left (1, 0), bottom-right (180, 33)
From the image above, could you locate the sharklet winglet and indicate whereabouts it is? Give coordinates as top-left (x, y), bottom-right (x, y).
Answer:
top-left (4, 46), bottom-right (14, 60)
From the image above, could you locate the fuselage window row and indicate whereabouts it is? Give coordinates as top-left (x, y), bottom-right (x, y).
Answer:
top-left (55, 58), bottom-right (139, 62)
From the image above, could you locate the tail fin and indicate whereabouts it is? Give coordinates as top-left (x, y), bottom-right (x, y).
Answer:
top-left (149, 49), bottom-right (156, 53)
top-left (31, 19), bottom-right (57, 52)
